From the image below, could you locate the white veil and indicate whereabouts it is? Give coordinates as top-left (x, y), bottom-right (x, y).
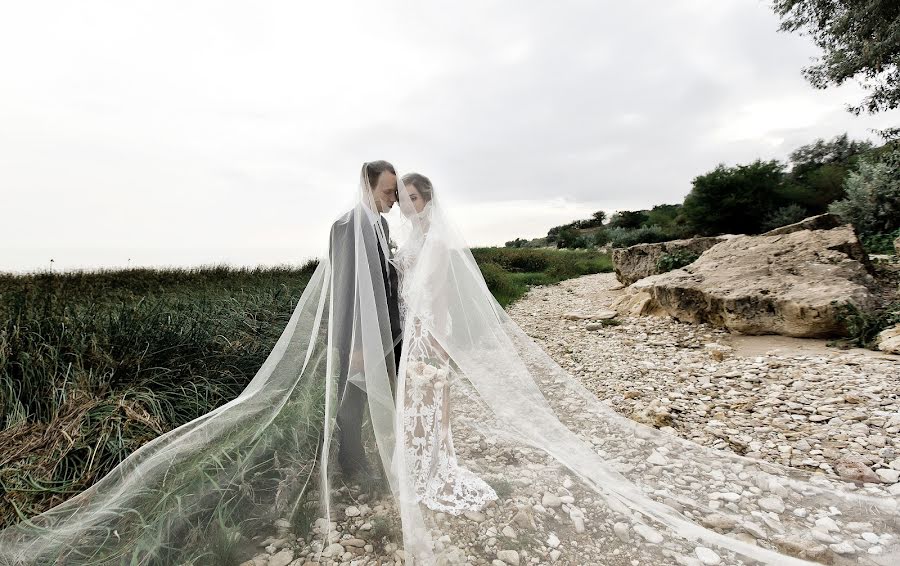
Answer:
top-left (1, 164), bottom-right (898, 566)
top-left (387, 173), bottom-right (900, 565)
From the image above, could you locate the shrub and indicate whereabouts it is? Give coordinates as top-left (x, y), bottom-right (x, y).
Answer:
top-left (592, 230), bottom-right (610, 247)
top-left (760, 204), bottom-right (809, 232)
top-left (656, 250), bottom-right (701, 273)
top-left (831, 300), bottom-right (900, 349)
top-left (477, 261), bottom-right (514, 297)
top-left (861, 228), bottom-right (900, 255)
top-left (555, 228), bottom-right (589, 249)
top-left (607, 226), bottom-right (670, 248)
top-left (829, 147), bottom-right (900, 237)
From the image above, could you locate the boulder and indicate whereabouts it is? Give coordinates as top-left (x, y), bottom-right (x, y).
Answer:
top-left (877, 325), bottom-right (900, 355)
top-left (761, 213), bottom-right (842, 236)
top-left (615, 225), bottom-right (877, 338)
top-left (611, 236), bottom-right (729, 285)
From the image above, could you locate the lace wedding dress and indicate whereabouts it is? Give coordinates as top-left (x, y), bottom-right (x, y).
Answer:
top-left (395, 204), bottom-right (498, 515)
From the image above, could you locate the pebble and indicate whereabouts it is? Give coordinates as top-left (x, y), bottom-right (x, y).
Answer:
top-left (695, 546), bottom-right (721, 565)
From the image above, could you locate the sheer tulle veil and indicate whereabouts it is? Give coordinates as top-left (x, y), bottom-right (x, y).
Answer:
top-left (1, 165), bottom-right (898, 565)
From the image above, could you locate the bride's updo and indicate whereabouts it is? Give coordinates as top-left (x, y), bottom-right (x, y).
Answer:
top-left (402, 173), bottom-right (434, 203)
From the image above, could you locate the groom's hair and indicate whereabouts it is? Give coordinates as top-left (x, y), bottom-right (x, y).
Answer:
top-left (364, 160), bottom-right (396, 189)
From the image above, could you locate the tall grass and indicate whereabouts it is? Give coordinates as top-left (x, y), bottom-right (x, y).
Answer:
top-left (0, 248), bottom-right (610, 530)
top-left (0, 262), bottom-right (318, 528)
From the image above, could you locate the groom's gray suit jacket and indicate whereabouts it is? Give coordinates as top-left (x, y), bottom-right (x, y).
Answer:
top-left (328, 203), bottom-right (402, 407)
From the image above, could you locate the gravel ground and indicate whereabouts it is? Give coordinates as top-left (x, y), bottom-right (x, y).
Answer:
top-left (243, 273), bottom-right (900, 566)
top-left (508, 273), bottom-right (900, 482)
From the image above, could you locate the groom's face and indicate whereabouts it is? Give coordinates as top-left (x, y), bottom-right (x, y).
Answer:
top-left (372, 171), bottom-right (398, 212)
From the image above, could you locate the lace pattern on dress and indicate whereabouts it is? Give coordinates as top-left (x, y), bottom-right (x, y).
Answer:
top-left (395, 232), bottom-right (498, 515)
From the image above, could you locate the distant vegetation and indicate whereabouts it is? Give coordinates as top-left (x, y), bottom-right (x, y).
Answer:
top-left (507, 135), bottom-right (900, 255)
top-left (471, 247), bottom-right (613, 307)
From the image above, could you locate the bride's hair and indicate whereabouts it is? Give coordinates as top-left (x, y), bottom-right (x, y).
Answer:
top-left (401, 172), bottom-right (433, 202)
top-left (364, 160), bottom-right (396, 188)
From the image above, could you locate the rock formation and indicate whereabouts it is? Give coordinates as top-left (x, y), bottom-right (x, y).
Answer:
top-left (611, 236), bottom-right (729, 286)
top-left (612, 225), bottom-right (877, 338)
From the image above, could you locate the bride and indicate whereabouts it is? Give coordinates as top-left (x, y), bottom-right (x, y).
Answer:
top-left (395, 172), bottom-right (499, 516)
top-left (0, 163), bottom-right (898, 565)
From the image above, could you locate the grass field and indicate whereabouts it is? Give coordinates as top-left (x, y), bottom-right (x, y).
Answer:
top-left (0, 248), bottom-right (611, 529)
top-left (471, 246), bottom-right (613, 306)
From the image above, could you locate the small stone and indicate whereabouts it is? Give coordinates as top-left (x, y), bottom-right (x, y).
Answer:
top-left (323, 543), bottom-right (344, 557)
top-left (695, 547), bottom-right (721, 565)
top-left (647, 451), bottom-right (669, 466)
top-left (613, 522), bottom-right (630, 542)
top-left (546, 533), bottom-right (560, 548)
top-left (573, 515), bottom-right (585, 533)
top-left (634, 523), bottom-right (664, 544)
top-left (341, 538), bottom-right (366, 548)
top-left (875, 468), bottom-right (900, 483)
top-left (811, 530), bottom-right (838, 544)
top-left (267, 550), bottom-right (294, 566)
top-left (829, 541), bottom-right (856, 555)
top-left (814, 516), bottom-right (839, 533)
top-left (542, 493), bottom-right (562, 508)
top-left (464, 510), bottom-right (486, 522)
top-left (836, 459), bottom-right (883, 484)
top-left (496, 549), bottom-right (520, 565)
top-left (702, 514), bottom-right (737, 530)
top-left (757, 497), bottom-right (785, 513)
top-left (345, 506), bottom-right (360, 518)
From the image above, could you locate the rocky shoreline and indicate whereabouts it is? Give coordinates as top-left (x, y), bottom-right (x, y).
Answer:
top-left (510, 273), bottom-right (900, 485)
top-left (241, 273), bottom-right (899, 566)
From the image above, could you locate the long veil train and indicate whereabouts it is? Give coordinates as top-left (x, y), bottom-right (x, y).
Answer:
top-left (1, 166), bottom-right (898, 565)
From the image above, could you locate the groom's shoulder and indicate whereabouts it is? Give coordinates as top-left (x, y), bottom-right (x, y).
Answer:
top-left (331, 207), bottom-right (356, 230)
top-left (329, 207), bottom-right (359, 245)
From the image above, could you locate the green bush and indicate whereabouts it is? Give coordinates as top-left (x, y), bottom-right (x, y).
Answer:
top-left (555, 228), bottom-right (589, 249)
top-left (472, 248), bottom-right (551, 273)
top-left (592, 230), bottom-right (611, 247)
top-left (656, 250), bottom-right (701, 273)
top-left (829, 147), bottom-right (900, 237)
top-left (607, 226), bottom-right (670, 248)
top-left (861, 228), bottom-right (900, 255)
top-left (760, 204), bottom-right (809, 232)
top-left (831, 300), bottom-right (900, 349)
top-left (477, 261), bottom-right (517, 300)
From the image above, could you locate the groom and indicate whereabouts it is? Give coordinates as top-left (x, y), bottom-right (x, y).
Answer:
top-left (329, 160), bottom-right (403, 479)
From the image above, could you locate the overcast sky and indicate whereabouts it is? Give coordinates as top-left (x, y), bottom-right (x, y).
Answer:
top-left (2, 0), bottom-right (898, 274)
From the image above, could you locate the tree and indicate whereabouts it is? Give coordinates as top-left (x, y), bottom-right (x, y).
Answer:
top-left (608, 210), bottom-right (649, 230)
top-left (788, 133), bottom-right (874, 179)
top-left (681, 159), bottom-right (786, 236)
top-left (773, 1), bottom-right (900, 125)
top-left (645, 204), bottom-right (682, 233)
top-left (591, 211), bottom-right (607, 225)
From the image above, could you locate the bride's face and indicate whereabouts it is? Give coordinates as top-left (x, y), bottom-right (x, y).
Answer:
top-left (406, 185), bottom-right (427, 214)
